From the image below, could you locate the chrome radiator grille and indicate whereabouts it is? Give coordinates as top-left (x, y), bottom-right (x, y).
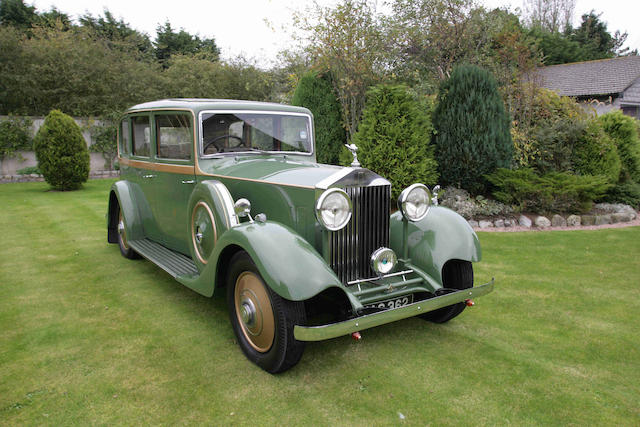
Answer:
top-left (329, 185), bottom-right (391, 283)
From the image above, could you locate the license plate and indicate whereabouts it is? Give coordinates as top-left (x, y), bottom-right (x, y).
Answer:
top-left (364, 295), bottom-right (413, 311)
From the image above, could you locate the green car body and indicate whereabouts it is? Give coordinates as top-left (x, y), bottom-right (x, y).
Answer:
top-left (107, 99), bottom-right (493, 373)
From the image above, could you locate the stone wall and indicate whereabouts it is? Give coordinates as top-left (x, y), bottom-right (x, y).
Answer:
top-left (0, 116), bottom-right (112, 176)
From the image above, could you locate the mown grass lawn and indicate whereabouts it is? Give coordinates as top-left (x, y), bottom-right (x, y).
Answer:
top-left (1, 179), bottom-right (639, 425)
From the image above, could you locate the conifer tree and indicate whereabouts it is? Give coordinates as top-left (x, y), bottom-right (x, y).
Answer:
top-left (432, 64), bottom-right (512, 194)
top-left (292, 72), bottom-right (346, 164)
top-left (353, 84), bottom-right (438, 199)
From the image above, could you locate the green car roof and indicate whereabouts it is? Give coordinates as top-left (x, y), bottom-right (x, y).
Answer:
top-left (126, 99), bottom-right (313, 116)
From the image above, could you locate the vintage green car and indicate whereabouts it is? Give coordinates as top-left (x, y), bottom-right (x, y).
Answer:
top-left (107, 99), bottom-right (494, 373)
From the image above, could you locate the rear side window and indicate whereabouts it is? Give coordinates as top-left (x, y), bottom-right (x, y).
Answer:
top-left (156, 114), bottom-right (192, 160)
top-left (120, 119), bottom-right (130, 155)
top-left (132, 116), bottom-right (150, 157)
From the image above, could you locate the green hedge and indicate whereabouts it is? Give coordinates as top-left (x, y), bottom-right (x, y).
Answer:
top-left (487, 168), bottom-right (611, 214)
top-left (597, 110), bottom-right (640, 183)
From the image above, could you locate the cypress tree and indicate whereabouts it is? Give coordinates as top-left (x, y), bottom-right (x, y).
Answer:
top-left (353, 84), bottom-right (438, 199)
top-left (34, 110), bottom-right (90, 190)
top-left (432, 64), bottom-right (512, 194)
top-left (292, 72), bottom-right (345, 165)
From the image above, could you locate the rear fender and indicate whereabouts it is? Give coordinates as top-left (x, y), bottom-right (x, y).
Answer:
top-left (389, 206), bottom-right (481, 284)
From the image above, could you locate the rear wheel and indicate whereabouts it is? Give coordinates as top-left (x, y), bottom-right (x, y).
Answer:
top-left (420, 260), bottom-right (473, 323)
top-left (227, 251), bottom-right (306, 373)
top-left (116, 205), bottom-right (140, 259)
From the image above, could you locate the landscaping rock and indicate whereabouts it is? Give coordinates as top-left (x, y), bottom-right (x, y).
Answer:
top-left (518, 215), bottom-right (532, 228)
top-left (468, 220), bottom-right (479, 228)
top-left (595, 214), bottom-right (612, 225)
top-left (479, 220), bottom-right (494, 228)
top-left (612, 212), bottom-right (632, 223)
top-left (494, 219), bottom-right (505, 228)
top-left (504, 218), bottom-right (516, 227)
top-left (551, 214), bottom-right (567, 227)
top-left (534, 216), bottom-right (551, 228)
top-left (581, 215), bottom-right (596, 225)
top-left (566, 215), bottom-right (581, 227)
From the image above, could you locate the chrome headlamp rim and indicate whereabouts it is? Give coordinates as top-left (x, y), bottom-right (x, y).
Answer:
top-left (398, 183), bottom-right (432, 222)
top-left (370, 247), bottom-right (397, 276)
top-left (315, 188), bottom-right (353, 231)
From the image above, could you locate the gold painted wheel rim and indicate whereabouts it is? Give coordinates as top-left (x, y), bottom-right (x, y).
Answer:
top-left (118, 210), bottom-right (130, 250)
top-left (234, 272), bottom-right (275, 353)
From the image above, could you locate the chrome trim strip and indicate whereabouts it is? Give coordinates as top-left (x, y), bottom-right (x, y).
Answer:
top-left (293, 279), bottom-right (495, 342)
top-left (210, 181), bottom-right (239, 228)
top-left (346, 269), bottom-right (414, 286)
top-left (315, 167), bottom-right (354, 190)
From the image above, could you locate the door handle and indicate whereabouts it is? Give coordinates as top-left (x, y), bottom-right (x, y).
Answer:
top-left (181, 180), bottom-right (195, 184)
top-left (142, 174), bottom-right (156, 179)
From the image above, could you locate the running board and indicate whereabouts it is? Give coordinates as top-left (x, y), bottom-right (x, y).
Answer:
top-left (128, 238), bottom-right (198, 278)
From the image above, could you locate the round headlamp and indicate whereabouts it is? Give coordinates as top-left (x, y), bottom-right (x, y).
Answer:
top-left (371, 247), bottom-right (397, 275)
top-left (398, 183), bottom-right (431, 222)
top-left (315, 188), bottom-right (352, 231)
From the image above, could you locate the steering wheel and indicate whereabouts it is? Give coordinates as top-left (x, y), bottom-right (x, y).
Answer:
top-left (203, 134), bottom-right (244, 153)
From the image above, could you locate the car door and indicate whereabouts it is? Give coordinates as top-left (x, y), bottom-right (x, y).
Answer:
top-left (129, 113), bottom-right (164, 243)
top-left (150, 112), bottom-right (196, 255)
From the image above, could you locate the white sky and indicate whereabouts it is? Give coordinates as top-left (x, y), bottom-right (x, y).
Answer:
top-left (29, 0), bottom-right (640, 67)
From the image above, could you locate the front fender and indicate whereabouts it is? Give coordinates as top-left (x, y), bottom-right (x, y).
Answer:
top-left (107, 180), bottom-right (144, 243)
top-left (179, 220), bottom-right (351, 304)
top-left (389, 206), bottom-right (481, 284)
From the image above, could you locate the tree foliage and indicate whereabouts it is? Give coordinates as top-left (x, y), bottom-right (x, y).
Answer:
top-left (0, 115), bottom-right (32, 160)
top-left (432, 65), bottom-right (512, 194)
top-left (155, 21), bottom-right (219, 66)
top-left (291, 72), bottom-right (345, 165)
top-left (34, 110), bottom-right (90, 190)
top-left (296, 0), bottom-right (386, 140)
top-left (352, 85), bottom-right (438, 199)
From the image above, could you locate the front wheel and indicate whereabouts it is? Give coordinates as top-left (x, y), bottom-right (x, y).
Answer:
top-left (420, 260), bottom-right (473, 323)
top-left (227, 251), bottom-right (306, 373)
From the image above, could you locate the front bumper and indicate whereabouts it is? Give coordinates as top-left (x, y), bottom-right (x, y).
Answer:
top-left (294, 279), bottom-right (494, 341)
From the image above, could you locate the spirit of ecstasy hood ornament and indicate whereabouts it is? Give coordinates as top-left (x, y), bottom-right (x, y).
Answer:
top-left (344, 143), bottom-right (361, 167)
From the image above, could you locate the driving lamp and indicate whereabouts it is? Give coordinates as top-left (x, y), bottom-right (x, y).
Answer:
top-left (315, 188), bottom-right (352, 231)
top-left (398, 183), bottom-right (431, 222)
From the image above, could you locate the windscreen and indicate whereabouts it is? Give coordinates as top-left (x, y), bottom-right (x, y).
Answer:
top-left (200, 112), bottom-right (312, 155)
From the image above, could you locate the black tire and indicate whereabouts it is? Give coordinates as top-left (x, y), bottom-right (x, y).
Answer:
top-left (116, 204), bottom-right (140, 260)
top-left (420, 260), bottom-right (473, 323)
top-left (227, 251), bottom-right (306, 374)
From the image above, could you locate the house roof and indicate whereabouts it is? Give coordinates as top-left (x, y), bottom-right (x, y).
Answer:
top-left (535, 56), bottom-right (640, 97)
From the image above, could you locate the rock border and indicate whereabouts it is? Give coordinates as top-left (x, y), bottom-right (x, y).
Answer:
top-left (0, 170), bottom-right (119, 184)
top-left (469, 204), bottom-right (639, 232)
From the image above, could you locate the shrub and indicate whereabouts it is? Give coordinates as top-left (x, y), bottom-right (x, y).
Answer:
top-left (530, 118), bottom-right (585, 174)
top-left (572, 120), bottom-right (621, 184)
top-left (291, 72), bottom-right (346, 165)
top-left (17, 166), bottom-right (41, 175)
top-left (597, 111), bottom-right (640, 183)
top-left (440, 186), bottom-right (514, 219)
top-left (34, 110), bottom-right (90, 190)
top-left (0, 116), bottom-right (32, 160)
top-left (602, 181), bottom-right (640, 209)
top-left (88, 112), bottom-right (120, 170)
top-left (351, 85), bottom-right (438, 199)
top-left (487, 168), bottom-right (611, 214)
top-left (432, 64), bottom-right (512, 194)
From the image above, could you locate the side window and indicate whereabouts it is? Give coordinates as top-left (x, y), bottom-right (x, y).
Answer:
top-left (132, 116), bottom-right (150, 157)
top-left (156, 114), bottom-right (192, 160)
top-left (120, 119), bottom-right (130, 155)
